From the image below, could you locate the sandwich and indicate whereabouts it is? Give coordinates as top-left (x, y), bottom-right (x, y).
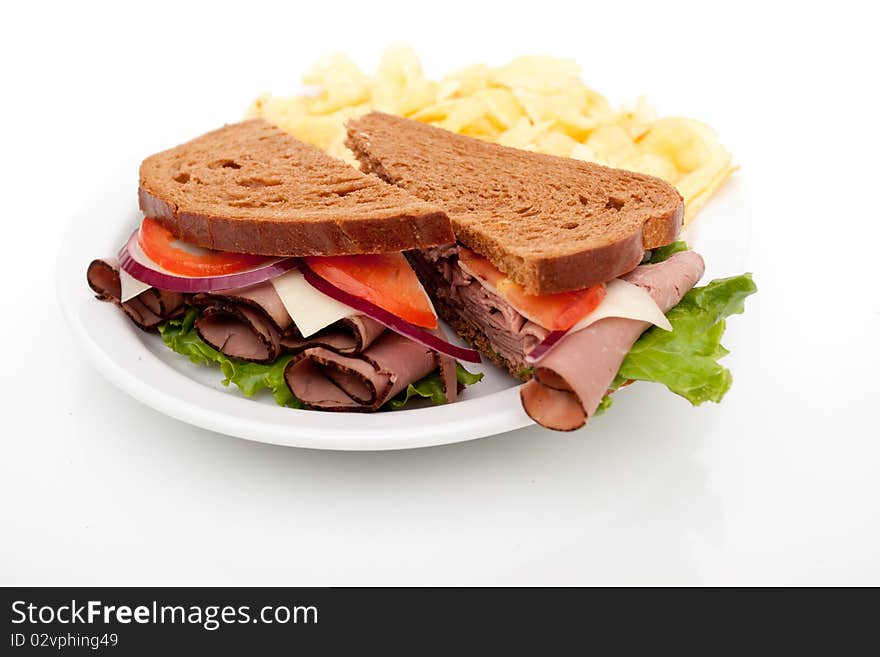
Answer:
top-left (346, 112), bottom-right (756, 430)
top-left (86, 119), bottom-right (484, 413)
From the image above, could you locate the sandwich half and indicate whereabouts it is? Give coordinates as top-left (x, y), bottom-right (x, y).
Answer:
top-left (346, 112), bottom-right (755, 430)
top-left (87, 119), bottom-right (483, 413)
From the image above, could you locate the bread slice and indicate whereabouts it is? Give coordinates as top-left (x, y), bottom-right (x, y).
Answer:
top-left (346, 112), bottom-right (683, 294)
top-left (139, 119), bottom-right (454, 256)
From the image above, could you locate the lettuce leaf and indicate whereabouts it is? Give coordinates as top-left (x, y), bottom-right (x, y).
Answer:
top-left (603, 272), bottom-right (756, 406)
top-left (456, 363), bottom-right (485, 386)
top-left (579, 241), bottom-right (756, 414)
top-left (158, 308), bottom-right (482, 411)
top-left (594, 394), bottom-right (614, 416)
top-left (387, 363), bottom-right (484, 410)
top-left (158, 309), bottom-right (303, 408)
top-left (649, 240), bottom-right (689, 263)
top-left (387, 373), bottom-right (447, 409)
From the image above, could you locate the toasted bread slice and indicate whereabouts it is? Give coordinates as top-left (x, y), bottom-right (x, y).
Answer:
top-left (138, 119), bottom-right (454, 256)
top-left (346, 112), bottom-right (683, 294)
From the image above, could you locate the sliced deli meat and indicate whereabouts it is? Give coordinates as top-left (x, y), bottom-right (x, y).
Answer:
top-left (520, 251), bottom-right (705, 431)
top-left (280, 315), bottom-right (386, 355)
top-left (436, 352), bottom-right (459, 405)
top-left (87, 258), bottom-right (186, 331)
top-left (194, 281), bottom-right (294, 331)
top-left (285, 331), bottom-right (444, 411)
top-left (191, 281), bottom-right (293, 363)
top-left (191, 280), bottom-right (393, 364)
top-left (408, 245), bottom-right (551, 378)
top-left (195, 304), bottom-right (282, 363)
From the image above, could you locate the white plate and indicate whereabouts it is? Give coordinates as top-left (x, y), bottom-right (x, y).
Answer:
top-left (57, 165), bottom-right (750, 450)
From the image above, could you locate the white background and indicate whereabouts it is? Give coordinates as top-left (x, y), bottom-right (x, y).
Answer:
top-left (2, 0), bottom-right (878, 585)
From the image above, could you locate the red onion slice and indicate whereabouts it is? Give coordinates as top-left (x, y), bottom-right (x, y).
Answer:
top-left (524, 330), bottom-right (569, 364)
top-left (300, 263), bottom-right (482, 364)
top-left (117, 230), bottom-right (299, 293)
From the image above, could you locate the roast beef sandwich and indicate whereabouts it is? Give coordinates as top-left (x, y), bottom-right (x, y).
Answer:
top-left (86, 119), bottom-right (483, 413)
top-left (346, 112), bottom-right (756, 430)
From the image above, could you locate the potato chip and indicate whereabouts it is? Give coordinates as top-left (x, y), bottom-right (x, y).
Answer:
top-left (585, 125), bottom-right (637, 165)
top-left (636, 118), bottom-right (733, 223)
top-left (248, 47), bottom-right (734, 224)
top-left (441, 63), bottom-right (490, 98)
top-left (438, 97), bottom-right (489, 133)
top-left (410, 96), bottom-right (489, 134)
top-left (619, 152), bottom-right (681, 183)
top-left (301, 54), bottom-right (371, 115)
top-left (638, 118), bottom-right (721, 173)
top-left (496, 118), bottom-right (552, 150)
top-left (372, 45), bottom-right (437, 116)
top-left (513, 86), bottom-right (609, 140)
top-left (408, 100), bottom-right (454, 123)
top-left (535, 131), bottom-right (580, 158)
top-left (459, 116), bottom-right (501, 141)
top-left (617, 95), bottom-right (656, 140)
top-left (491, 56), bottom-right (581, 94)
top-left (245, 92), bottom-right (271, 119)
top-left (477, 88), bottom-right (525, 130)
top-left (435, 78), bottom-right (461, 103)
top-left (569, 143), bottom-right (599, 163)
top-left (681, 164), bottom-right (736, 222)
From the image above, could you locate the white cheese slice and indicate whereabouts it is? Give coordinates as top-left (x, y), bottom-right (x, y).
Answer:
top-left (119, 269), bottom-right (152, 302)
top-left (270, 269), bottom-right (358, 338)
top-left (571, 278), bottom-right (672, 333)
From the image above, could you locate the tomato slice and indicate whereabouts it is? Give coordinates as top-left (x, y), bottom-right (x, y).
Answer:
top-left (458, 247), bottom-right (606, 331)
top-left (138, 217), bottom-right (271, 277)
top-left (304, 253), bottom-right (438, 329)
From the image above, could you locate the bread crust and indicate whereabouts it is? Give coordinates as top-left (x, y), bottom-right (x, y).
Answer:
top-left (138, 119), bottom-right (455, 256)
top-left (347, 112), bottom-right (684, 294)
top-left (138, 187), bottom-right (454, 256)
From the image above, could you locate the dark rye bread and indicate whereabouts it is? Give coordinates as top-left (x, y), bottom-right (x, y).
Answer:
top-left (138, 119), bottom-right (454, 256)
top-left (346, 112), bottom-right (683, 295)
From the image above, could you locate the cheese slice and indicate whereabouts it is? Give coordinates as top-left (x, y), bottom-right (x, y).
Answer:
top-left (271, 269), bottom-right (358, 338)
top-left (119, 269), bottom-right (152, 302)
top-left (571, 279), bottom-right (672, 333)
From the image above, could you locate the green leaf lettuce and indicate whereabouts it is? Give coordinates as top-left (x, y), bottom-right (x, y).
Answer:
top-left (649, 240), bottom-right (690, 263)
top-left (599, 272), bottom-right (757, 411)
top-left (159, 308), bottom-right (302, 408)
top-left (387, 363), bottom-right (484, 410)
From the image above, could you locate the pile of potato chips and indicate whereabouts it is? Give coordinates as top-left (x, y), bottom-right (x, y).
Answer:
top-left (247, 46), bottom-right (734, 224)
